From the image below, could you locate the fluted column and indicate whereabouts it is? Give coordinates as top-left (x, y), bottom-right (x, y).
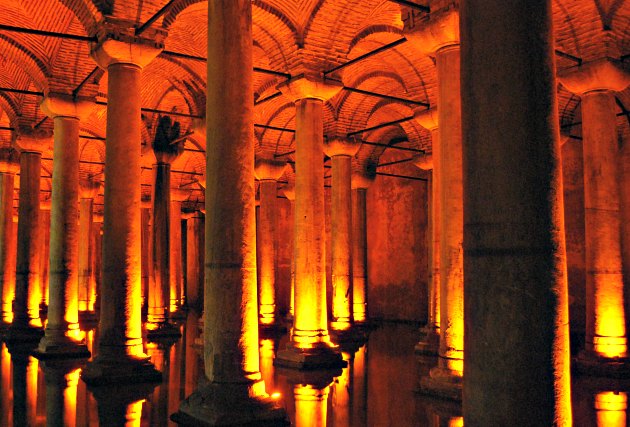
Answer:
top-left (0, 148), bottom-right (18, 327)
top-left (170, 188), bottom-right (187, 316)
top-left (254, 159), bottom-right (287, 327)
top-left (559, 59), bottom-right (630, 373)
top-left (324, 138), bottom-right (360, 333)
top-left (351, 172), bottom-right (372, 324)
top-left (184, 211), bottom-right (204, 312)
top-left (275, 77), bottom-right (345, 369)
top-left (81, 22), bottom-right (164, 384)
top-left (173, 1), bottom-right (287, 424)
top-left (405, 6), bottom-right (463, 398)
top-left (461, 0), bottom-right (572, 423)
top-left (78, 178), bottom-right (100, 317)
top-left (7, 126), bottom-right (52, 341)
top-left (413, 108), bottom-right (440, 356)
top-left (36, 95), bottom-right (93, 358)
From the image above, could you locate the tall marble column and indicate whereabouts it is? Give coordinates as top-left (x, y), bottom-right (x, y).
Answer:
top-left (559, 59), bottom-right (630, 374)
top-left (170, 188), bottom-right (187, 316)
top-left (413, 108), bottom-right (440, 356)
top-left (7, 126), bottom-right (52, 341)
top-left (254, 159), bottom-right (287, 328)
top-left (275, 77), bottom-right (344, 369)
top-left (324, 138), bottom-right (360, 333)
top-left (81, 22), bottom-right (165, 384)
top-left (92, 212), bottom-right (103, 314)
top-left (78, 178), bottom-right (100, 317)
top-left (461, 0), bottom-right (572, 423)
top-left (282, 183), bottom-right (296, 322)
top-left (0, 148), bottom-right (18, 327)
top-left (351, 171), bottom-right (373, 324)
top-left (184, 211), bottom-right (204, 312)
top-left (36, 95), bottom-right (93, 358)
top-left (173, 1), bottom-right (287, 424)
top-left (404, 6), bottom-right (463, 399)
top-left (40, 199), bottom-right (51, 311)
top-left (141, 195), bottom-right (152, 316)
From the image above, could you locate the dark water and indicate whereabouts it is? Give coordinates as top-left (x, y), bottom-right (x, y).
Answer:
top-left (0, 315), bottom-right (626, 426)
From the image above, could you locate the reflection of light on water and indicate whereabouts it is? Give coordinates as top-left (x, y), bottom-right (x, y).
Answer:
top-left (295, 384), bottom-right (329, 427)
top-left (259, 339), bottom-right (275, 395)
top-left (126, 400), bottom-right (145, 427)
top-left (332, 351), bottom-right (351, 426)
top-left (449, 416), bottom-right (464, 427)
top-left (271, 392), bottom-right (281, 399)
top-left (64, 368), bottom-right (81, 427)
top-left (596, 391), bottom-right (627, 427)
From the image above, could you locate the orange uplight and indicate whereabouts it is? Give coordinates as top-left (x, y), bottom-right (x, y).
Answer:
top-left (294, 384), bottom-right (329, 427)
top-left (271, 392), bottom-right (281, 399)
top-left (595, 392), bottom-right (627, 427)
top-left (64, 368), bottom-right (81, 427)
top-left (594, 302), bottom-right (627, 358)
top-left (126, 400), bottom-right (145, 427)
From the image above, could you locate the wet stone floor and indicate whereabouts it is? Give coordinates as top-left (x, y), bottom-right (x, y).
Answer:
top-left (0, 314), bottom-right (627, 426)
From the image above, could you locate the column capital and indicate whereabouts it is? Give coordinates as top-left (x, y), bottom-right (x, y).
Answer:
top-left (171, 188), bottom-right (190, 203)
top-left (351, 170), bottom-right (375, 190)
top-left (79, 178), bottom-right (101, 200)
top-left (0, 148), bottom-right (19, 174)
top-left (558, 58), bottom-right (630, 95)
top-left (254, 159), bottom-right (287, 181)
top-left (413, 153), bottom-right (433, 170)
top-left (12, 124), bottom-right (53, 154)
top-left (414, 108), bottom-right (439, 131)
top-left (41, 94), bottom-right (94, 121)
top-left (403, 5), bottom-right (460, 55)
top-left (277, 75), bottom-right (343, 103)
top-left (281, 182), bottom-right (295, 201)
top-left (90, 18), bottom-right (166, 69)
top-left (323, 137), bottom-right (361, 158)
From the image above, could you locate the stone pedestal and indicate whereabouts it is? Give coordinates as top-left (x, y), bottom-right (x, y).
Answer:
top-left (0, 149), bottom-right (18, 328)
top-left (274, 76), bottom-right (345, 370)
top-left (81, 21), bottom-right (164, 384)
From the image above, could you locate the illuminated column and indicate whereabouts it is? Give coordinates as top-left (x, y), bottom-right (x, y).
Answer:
top-left (40, 199), bottom-right (51, 310)
top-left (82, 23), bottom-right (164, 384)
top-left (254, 159), bottom-right (287, 327)
top-left (324, 138), bottom-right (360, 333)
top-left (170, 188), bottom-right (187, 314)
top-left (595, 392), bottom-right (627, 427)
top-left (413, 108), bottom-right (440, 355)
top-left (405, 6), bottom-right (463, 397)
top-left (275, 76), bottom-right (344, 369)
top-left (282, 183), bottom-right (296, 321)
top-left (148, 146), bottom-right (182, 335)
top-left (294, 383), bottom-right (330, 427)
top-left (185, 211), bottom-right (204, 312)
top-left (92, 213), bottom-right (103, 314)
top-left (7, 127), bottom-right (51, 341)
top-left (42, 362), bottom-right (81, 427)
top-left (332, 350), bottom-right (352, 426)
top-left (173, 1), bottom-right (287, 424)
top-left (36, 96), bottom-right (93, 358)
top-left (0, 149), bottom-right (18, 326)
top-left (559, 59), bottom-right (630, 368)
top-left (141, 195), bottom-right (152, 315)
top-left (351, 172), bottom-right (373, 324)
top-left (461, 0), bottom-right (572, 424)
top-left (78, 178), bottom-right (100, 315)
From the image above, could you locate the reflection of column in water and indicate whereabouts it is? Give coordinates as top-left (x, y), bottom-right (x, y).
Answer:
top-left (295, 384), bottom-right (330, 427)
top-left (146, 341), bottom-right (172, 427)
top-left (9, 346), bottom-right (39, 427)
top-left (42, 362), bottom-right (81, 427)
top-left (332, 351), bottom-right (351, 426)
top-left (596, 391), bottom-right (627, 427)
top-left (91, 383), bottom-right (155, 427)
top-left (351, 345), bottom-right (367, 426)
top-left (168, 336), bottom-right (184, 422)
top-left (0, 344), bottom-right (12, 425)
top-left (184, 312), bottom-right (201, 396)
top-left (260, 339), bottom-right (276, 395)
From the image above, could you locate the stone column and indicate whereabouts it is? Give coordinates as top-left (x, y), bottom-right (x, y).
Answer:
top-left (185, 211), bottom-right (204, 312)
top-left (254, 159), bottom-right (287, 328)
top-left (461, 0), bottom-right (572, 424)
top-left (78, 178), bottom-right (100, 317)
top-left (141, 195), bottom-right (152, 316)
top-left (282, 183), bottom-right (296, 322)
top-left (173, 1), bottom-right (287, 424)
top-left (413, 108), bottom-right (440, 356)
top-left (40, 199), bottom-right (51, 311)
top-left (92, 212), bottom-right (103, 314)
top-left (405, 6), bottom-right (463, 398)
top-left (148, 143), bottom-right (182, 336)
top-left (7, 127), bottom-right (52, 341)
top-left (275, 77), bottom-right (344, 369)
top-left (170, 188), bottom-right (187, 316)
top-left (324, 138), bottom-right (360, 333)
top-left (0, 148), bottom-right (18, 327)
top-left (559, 59), bottom-right (630, 372)
top-left (82, 23), bottom-right (165, 384)
top-left (36, 95), bottom-right (93, 358)
top-left (351, 172), bottom-right (373, 324)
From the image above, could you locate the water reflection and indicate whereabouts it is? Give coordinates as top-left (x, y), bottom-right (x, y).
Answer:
top-left (3, 318), bottom-right (627, 425)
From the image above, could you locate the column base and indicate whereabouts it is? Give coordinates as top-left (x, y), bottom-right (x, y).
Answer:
top-left (415, 326), bottom-right (440, 356)
top-left (171, 381), bottom-right (289, 426)
top-left (274, 343), bottom-right (346, 370)
top-left (81, 354), bottom-right (162, 385)
top-left (33, 335), bottom-right (90, 359)
top-left (573, 350), bottom-right (630, 378)
top-left (147, 322), bottom-right (182, 339)
top-left (419, 366), bottom-right (463, 401)
top-left (5, 323), bottom-right (44, 343)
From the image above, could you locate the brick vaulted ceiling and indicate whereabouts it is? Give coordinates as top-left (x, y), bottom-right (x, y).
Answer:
top-left (0, 0), bottom-right (628, 213)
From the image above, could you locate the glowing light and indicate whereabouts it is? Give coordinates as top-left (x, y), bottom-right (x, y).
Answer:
top-left (271, 392), bottom-right (281, 399)
top-left (294, 384), bottom-right (329, 427)
top-left (596, 392), bottom-right (627, 427)
top-left (593, 298), bottom-right (627, 358)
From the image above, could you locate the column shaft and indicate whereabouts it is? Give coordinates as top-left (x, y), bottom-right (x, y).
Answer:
top-left (430, 130), bottom-right (441, 331)
top-left (149, 163), bottom-right (170, 326)
top-left (258, 179), bottom-right (278, 325)
top-left (185, 215), bottom-right (204, 312)
top-left (78, 198), bottom-right (94, 312)
top-left (170, 199), bottom-right (183, 312)
top-left (0, 172), bottom-right (15, 324)
top-left (461, 0), bottom-right (572, 423)
top-left (141, 205), bottom-right (151, 313)
top-left (331, 155), bottom-right (353, 328)
top-left (352, 188), bottom-right (367, 323)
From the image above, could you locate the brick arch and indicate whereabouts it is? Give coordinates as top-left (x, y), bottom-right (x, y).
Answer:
top-left (0, 36), bottom-right (50, 92)
top-left (58, 0), bottom-right (101, 35)
top-left (347, 24), bottom-right (403, 55)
